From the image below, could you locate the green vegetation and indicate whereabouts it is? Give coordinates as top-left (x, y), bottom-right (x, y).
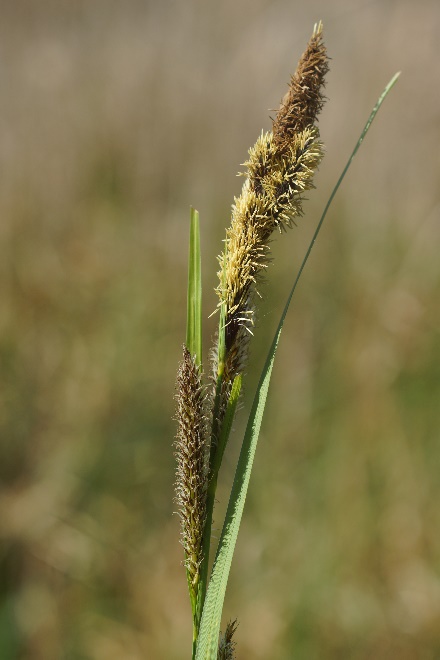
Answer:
top-left (1, 4), bottom-right (440, 659)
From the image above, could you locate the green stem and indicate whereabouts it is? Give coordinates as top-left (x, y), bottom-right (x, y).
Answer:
top-left (195, 383), bottom-right (223, 644)
top-left (212, 376), bottom-right (241, 478)
top-left (195, 373), bottom-right (241, 653)
top-left (209, 298), bottom-right (227, 462)
top-left (192, 618), bottom-right (198, 660)
top-left (196, 474), bottom-right (217, 633)
top-left (195, 244), bottom-right (243, 652)
top-left (194, 298), bottom-right (227, 649)
top-left (184, 563), bottom-right (198, 658)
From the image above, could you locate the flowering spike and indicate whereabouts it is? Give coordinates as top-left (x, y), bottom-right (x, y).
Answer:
top-left (211, 24), bottom-right (329, 432)
top-left (174, 346), bottom-right (208, 599)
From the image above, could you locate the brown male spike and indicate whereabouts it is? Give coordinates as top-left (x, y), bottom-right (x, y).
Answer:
top-left (273, 21), bottom-right (329, 150)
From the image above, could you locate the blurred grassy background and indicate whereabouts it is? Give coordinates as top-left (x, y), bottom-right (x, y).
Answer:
top-left (0, 0), bottom-right (439, 658)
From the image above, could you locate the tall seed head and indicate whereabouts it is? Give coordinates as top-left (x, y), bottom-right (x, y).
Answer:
top-left (214, 23), bottom-right (329, 396)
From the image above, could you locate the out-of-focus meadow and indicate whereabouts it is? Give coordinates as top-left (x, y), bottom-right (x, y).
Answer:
top-left (0, 1), bottom-right (439, 658)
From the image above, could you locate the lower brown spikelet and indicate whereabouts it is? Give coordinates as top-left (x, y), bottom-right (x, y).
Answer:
top-left (174, 346), bottom-right (208, 598)
top-left (218, 619), bottom-right (238, 660)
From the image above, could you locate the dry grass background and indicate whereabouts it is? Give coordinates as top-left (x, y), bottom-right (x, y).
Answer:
top-left (0, 0), bottom-right (439, 658)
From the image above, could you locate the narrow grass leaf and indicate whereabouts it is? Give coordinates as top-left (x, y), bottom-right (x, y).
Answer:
top-left (186, 207), bottom-right (202, 365)
top-left (195, 72), bottom-right (400, 660)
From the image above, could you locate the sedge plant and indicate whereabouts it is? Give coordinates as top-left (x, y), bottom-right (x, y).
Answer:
top-left (174, 23), bottom-right (399, 659)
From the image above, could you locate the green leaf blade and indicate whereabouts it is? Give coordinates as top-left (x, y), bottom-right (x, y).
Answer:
top-left (195, 333), bottom-right (280, 659)
top-left (186, 207), bottom-right (202, 365)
